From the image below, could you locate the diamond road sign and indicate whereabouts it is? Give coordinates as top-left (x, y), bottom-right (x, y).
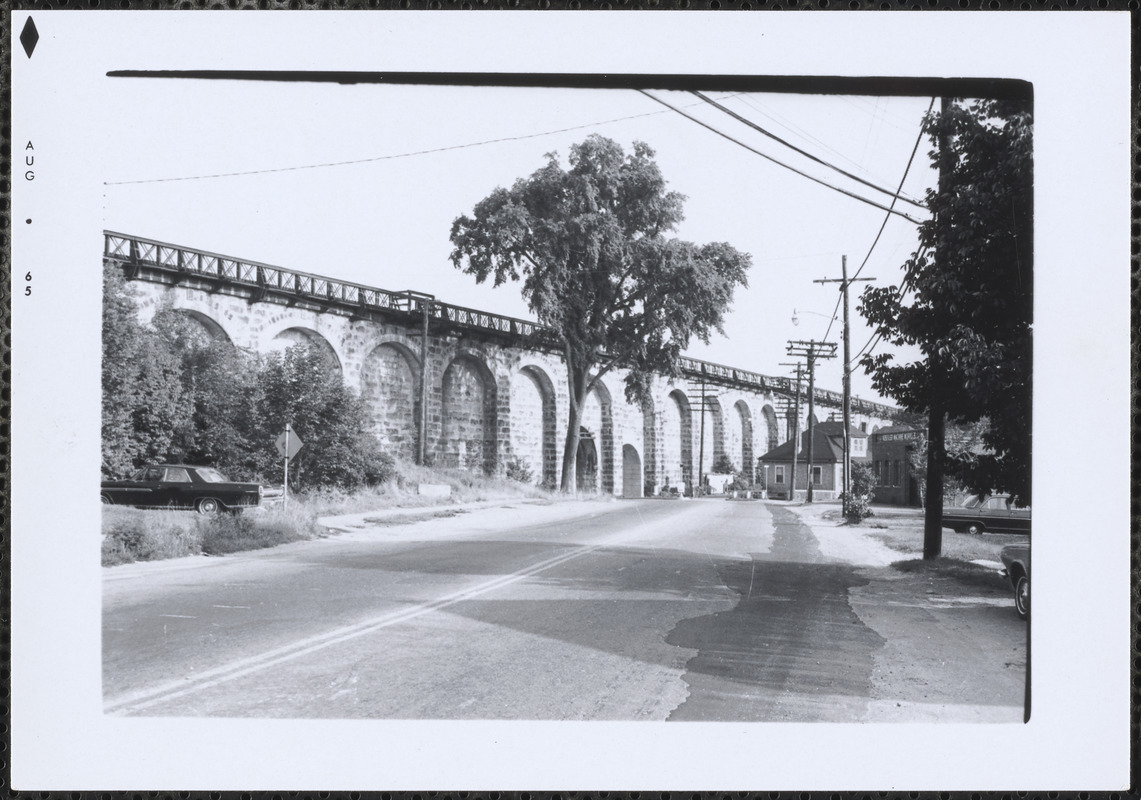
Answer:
top-left (275, 429), bottom-right (304, 459)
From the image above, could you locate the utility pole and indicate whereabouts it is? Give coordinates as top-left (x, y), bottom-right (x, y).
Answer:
top-left (697, 369), bottom-right (707, 497)
top-left (786, 340), bottom-right (837, 503)
top-left (814, 256), bottom-right (874, 516)
top-left (779, 361), bottom-right (804, 502)
top-left (418, 296), bottom-right (430, 466)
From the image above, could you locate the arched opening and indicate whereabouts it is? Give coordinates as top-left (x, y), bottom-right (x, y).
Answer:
top-left (440, 354), bottom-right (498, 473)
top-left (511, 365), bottom-right (558, 488)
top-left (664, 389), bottom-right (693, 494)
top-left (268, 327), bottom-right (342, 378)
top-left (735, 400), bottom-right (755, 483)
top-left (170, 308), bottom-right (232, 345)
top-left (622, 444), bottom-right (643, 498)
top-left (581, 380), bottom-right (615, 494)
top-left (361, 342), bottom-right (420, 460)
top-left (576, 429), bottom-right (598, 494)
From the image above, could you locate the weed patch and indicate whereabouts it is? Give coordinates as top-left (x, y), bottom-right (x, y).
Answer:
top-left (300, 459), bottom-right (557, 517)
top-left (363, 509), bottom-right (468, 527)
top-left (200, 505), bottom-right (317, 555)
top-left (102, 503), bottom-right (318, 565)
top-left (101, 508), bottom-right (201, 566)
top-left (892, 557), bottom-right (1009, 591)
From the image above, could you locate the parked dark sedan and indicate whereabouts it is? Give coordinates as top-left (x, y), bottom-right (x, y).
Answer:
top-left (1000, 544), bottom-right (1030, 620)
top-left (943, 493), bottom-right (1031, 535)
top-left (101, 464), bottom-right (263, 514)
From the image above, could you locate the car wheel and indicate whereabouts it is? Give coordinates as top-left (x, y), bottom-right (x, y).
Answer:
top-left (1014, 574), bottom-right (1030, 620)
top-left (196, 497), bottom-right (220, 515)
top-left (967, 522), bottom-right (984, 535)
top-left (100, 494), bottom-right (112, 505)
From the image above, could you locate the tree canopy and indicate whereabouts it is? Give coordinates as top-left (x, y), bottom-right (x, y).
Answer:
top-left (102, 262), bottom-right (394, 491)
top-left (859, 98), bottom-right (1032, 507)
top-left (449, 135), bottom-right (751, 492)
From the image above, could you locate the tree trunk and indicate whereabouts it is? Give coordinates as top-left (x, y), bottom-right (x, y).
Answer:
top-left (923, 373), bottom-right (945, 559)
top-left (559, 363), bottom-right (588, 494)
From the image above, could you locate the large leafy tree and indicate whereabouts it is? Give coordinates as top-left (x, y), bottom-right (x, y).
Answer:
top-left (153, 310), bottom-right (258, 473)
top-left (101, 263), bottom-right (192, 477)
top-left (249, 344), bottom-right (394, 490)
top-left (450, 135), bottom-right (751, 492)
top-left (859, 97), bottom-right (1032, 555)
top-left (102, 266), bottom-right (393, 490)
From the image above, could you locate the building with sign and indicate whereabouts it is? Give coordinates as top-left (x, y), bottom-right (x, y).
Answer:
top-left (758, 420), bottom-right (870, 502)
top-left (870, 424), bottom-right (925, 506)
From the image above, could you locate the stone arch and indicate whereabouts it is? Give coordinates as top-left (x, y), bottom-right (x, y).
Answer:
top-left (169, 308), bottom-right (233, 345)
top-left (734, 399), bottom-right (755, 483)
top-left (761, 404), bottom-right (780, 451)
top-left (440, 352), bottom-right (498, 473)
top-left (263, 323), bottom-right (344, 378)
top-left (663, 389), bottom-right (693, 493)
top-left (622, 444), bottom-right (644, 498)
top-left (581, 378), bottom-right (616, 495)
top-left (360, 341), bottom-right (421, 460)
top-left (511, 364), bottom-right (558, 487)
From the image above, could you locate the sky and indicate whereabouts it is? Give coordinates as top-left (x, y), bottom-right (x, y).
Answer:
top-left (102, 78), bottom-right (937, 405)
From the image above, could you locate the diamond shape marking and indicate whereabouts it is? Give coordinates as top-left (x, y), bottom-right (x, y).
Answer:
top-left (21, 17), bottom-right (39, 59)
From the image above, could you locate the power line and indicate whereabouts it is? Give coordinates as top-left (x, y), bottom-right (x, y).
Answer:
top-left (841, 98), bottom-right (936, 362)
top-left (103, 105), bottom-right (688, 186)
top-left (639, 90), bottom-right (924, 226)
top-left (735, 94), bottom-right (867, 176)
top-left (690, 90), bottom-right (927, 210)
top-left (851, 97), bottom-right (936, 282)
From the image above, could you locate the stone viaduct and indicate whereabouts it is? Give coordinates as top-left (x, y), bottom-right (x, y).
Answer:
top-left (104, 232), bottom-right (897, 497)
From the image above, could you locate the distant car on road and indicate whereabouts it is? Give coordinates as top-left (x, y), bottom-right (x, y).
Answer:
top-left (1000, 544), bottom-right (1030, 620)
top-left (101, 464), bottom-right (264, 514)
top-left (943, 493), bottom-right (1031, 535)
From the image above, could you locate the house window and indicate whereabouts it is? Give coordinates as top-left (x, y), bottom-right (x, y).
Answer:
top-left (852, 438), bottom-right (865, 456)
top-left (811, 466), bottom-right (822, 485)
top-left (774, 465), bottom-right (785, 484)
top-left (894, 461), bottom-right (903, 486)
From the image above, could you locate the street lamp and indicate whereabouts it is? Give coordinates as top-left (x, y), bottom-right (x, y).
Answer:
top-left (791, 308), bottom-right (837, 327)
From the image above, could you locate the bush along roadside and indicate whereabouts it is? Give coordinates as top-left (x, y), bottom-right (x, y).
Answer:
top-left (102, 505), bottom-right (318, 566)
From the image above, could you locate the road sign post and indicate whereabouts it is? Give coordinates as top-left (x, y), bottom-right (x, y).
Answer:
top-left (274, 424), bottom-right (304, 509)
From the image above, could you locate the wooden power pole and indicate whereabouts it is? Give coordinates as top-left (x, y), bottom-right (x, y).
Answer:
top-left (786, 340), bottom-right (836, 503)
top-left (814, 256), bottom-right (874, 516)
top-left (779, 361), bottom-right (804, 501)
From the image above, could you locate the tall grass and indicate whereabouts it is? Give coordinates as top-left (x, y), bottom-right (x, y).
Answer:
top-left (102, 504), bottom-right (318, 566)
top-left (200, 503), bottom-right (316, 555)
top-left (300, 459), bottom-right (556, 517)
top-left (102, 508), bottom-right (201, 566)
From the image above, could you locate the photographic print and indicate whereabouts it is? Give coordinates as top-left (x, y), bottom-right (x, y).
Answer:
top-left (10, 10), bottom-right (1131, 791)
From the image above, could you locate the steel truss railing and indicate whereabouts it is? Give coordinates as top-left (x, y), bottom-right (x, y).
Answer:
top-left (104, 231), bottom-right (894, 417)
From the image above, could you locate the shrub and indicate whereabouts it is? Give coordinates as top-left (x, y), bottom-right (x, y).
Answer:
top-left (199, 504), bottom-right (317, 555)
top-left (711, 454), bottom-right (736, 475)
top-left (101, 507), bottom-right (201, 566)
top-left (842, 462), bottom-right (877, 523)
top-left (505, 455), bottom-right (535, 484)
top-left (727, 469), bottom-right (751, 492)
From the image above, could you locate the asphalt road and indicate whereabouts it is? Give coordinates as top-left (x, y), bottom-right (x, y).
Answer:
top-left (103, 499), bottom-right (1027, 721)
